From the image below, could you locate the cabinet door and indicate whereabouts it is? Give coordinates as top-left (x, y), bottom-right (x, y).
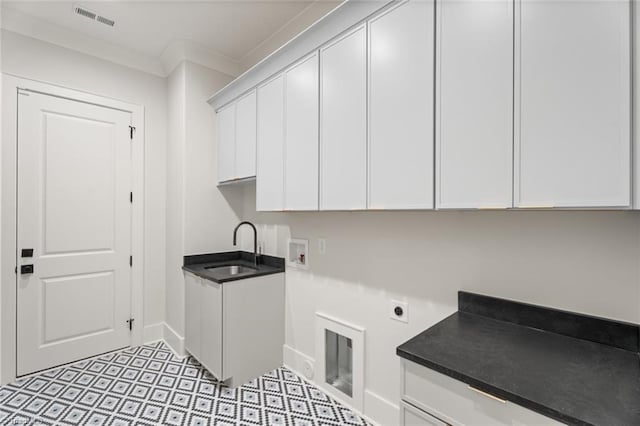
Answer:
top-left (516, 0), bottom-right (631, 208)
top-left (437, 0), bottom-right (513, 209)
top-left (200, 279), bottom-right (223, 379)
top-left (235, 91), bottom-right (257, 179)
top-left (400, 402), bottom-right (447, 426)
top-left (217, 104), bottom-right (236, 183)
top-left (222, 274), bottom-right (284, 388)
top-left (369, 1), bottom-right (434, 210)
top-left (320, 26), bottom-right (367, 210)
top-left (285, 53), bottom-right (320, 210)
top-left (184, 273), bottom-right (202, 360)
top-left (256, 75), bottom-right (285, 211)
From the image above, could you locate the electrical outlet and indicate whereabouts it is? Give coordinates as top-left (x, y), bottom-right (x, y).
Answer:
top-left (390, 300), bottom-right (408, 323)
top-left (318, 238), bottom-right (326, 255)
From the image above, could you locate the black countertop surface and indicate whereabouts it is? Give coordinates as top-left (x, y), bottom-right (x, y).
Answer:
top-left (182, 251), bottom-right (285, 283)
top-left (397, 292), bottom-right (640, 426)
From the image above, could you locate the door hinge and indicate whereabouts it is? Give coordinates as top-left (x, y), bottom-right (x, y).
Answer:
top-left (129, 126), bottom-right (136, 140)
top-left (126, 318), bottom-right (135, 331)
top-left (129, 255), bottom-right (133, 267)
top-left (130, 192), bottom-right (133, 203)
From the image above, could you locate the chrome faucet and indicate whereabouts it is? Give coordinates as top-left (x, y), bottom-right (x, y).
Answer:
top-left (233, 221), bottom-right (258, 267)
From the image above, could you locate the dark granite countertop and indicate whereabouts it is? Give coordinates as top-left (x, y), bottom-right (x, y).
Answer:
top-left (182, 251), bottom-right (285, 283)
top-left (397, 292), bottom-right (640, 426)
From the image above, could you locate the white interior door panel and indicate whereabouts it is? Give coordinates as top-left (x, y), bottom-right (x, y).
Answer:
top-left (17, 90), bottom-right (132, 375)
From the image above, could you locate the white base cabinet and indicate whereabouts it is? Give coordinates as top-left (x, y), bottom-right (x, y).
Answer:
top-left (184, 272), bottom-right (285, 388)
top-left (400, 360), bottom-right (564, 426)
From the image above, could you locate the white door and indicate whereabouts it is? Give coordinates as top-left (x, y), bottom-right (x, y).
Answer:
top-left (369, 0), bottom-right (434, 210)
top-left (320, 25), bottom-right (367, 210)
top-left (436, 0), bottom-right (513, 209)
top-left (256, 75), bottom-right (285, 211)
top-left (235, 91), bottom-right (257, 179)
top-left (17, 90), bottom-right (132, 375)
top-left (217, 104), bottom-right (236, 183)
top-left (515, 0), bottom-right (631, 208)
top-left (285, 53), bottom-right (319, 211)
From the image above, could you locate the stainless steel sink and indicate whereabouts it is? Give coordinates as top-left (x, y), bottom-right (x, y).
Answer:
top-left (205, 264), bottom-right (258, 276)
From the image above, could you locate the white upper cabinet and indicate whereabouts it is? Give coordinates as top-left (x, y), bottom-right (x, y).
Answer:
top-left (515, 0), bottom-right (631, 208)
top-left (436, 0), bottom-right (513, 209)
top-left (285, 53), bottom-right (320, 211)
top-left (369, 0), bottom-right (435, 210)
top-left (217, 104), bottom-right (236, 183)
top-left (235, 91), bottom-right (257, 179)
top-left (320, 26), bottom-right (368, 210)
top-left (256, 75), bottom-right (285, 211)
top-left (216, 90), bottom-right (256, 183)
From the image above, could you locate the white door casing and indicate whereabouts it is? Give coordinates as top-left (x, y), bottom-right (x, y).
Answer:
top-left (17, 89), bottom-right (133, 375)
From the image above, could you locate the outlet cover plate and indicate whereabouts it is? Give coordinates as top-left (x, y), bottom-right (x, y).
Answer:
top-left (390, 300), bottom-right (408, 323)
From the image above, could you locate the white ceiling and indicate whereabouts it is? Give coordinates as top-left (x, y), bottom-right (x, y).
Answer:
top-left (1, 0), bottom-right (340, 74)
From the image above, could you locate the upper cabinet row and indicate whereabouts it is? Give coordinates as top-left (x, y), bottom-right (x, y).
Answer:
top-left (217, 90), bottom-right (257, 183)
top-left (217, 0), bottom-right (632, 210)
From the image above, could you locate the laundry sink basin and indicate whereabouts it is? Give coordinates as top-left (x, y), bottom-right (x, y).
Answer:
top-left (205, 264), bottom-right (258, 276)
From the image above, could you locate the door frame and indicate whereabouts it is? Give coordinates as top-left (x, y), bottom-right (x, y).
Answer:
top-left (1, 74), bottom-right (145, 384)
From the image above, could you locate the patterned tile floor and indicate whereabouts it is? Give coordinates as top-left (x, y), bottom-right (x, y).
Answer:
top-left (0, 342), bottom-right (370, 426)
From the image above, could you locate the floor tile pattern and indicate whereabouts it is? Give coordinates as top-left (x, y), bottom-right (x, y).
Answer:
top-left (0, 342), bottom-right (369, 426)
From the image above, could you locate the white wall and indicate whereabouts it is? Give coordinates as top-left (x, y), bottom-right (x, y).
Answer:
top-left (0, 29), bottom-right (168, 334)
top-left (0, 8), bottom-right (3, 377)
top-left (165, 62), bottom-right (187, 347)
top-left (164, 60), bottom-right (242, 353)
top-left (184, 62), bottom-right (243, 254)
top-left (239, 184), bottom-right (640, 424)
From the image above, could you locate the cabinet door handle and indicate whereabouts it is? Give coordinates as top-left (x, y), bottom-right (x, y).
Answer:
top-left (467, 386), bottom-right (506, 403)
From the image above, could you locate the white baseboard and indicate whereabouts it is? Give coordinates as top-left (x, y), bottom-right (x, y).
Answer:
top-left (283, 344), bottom-right (398, 426)
top-left (365, 390), bottom-right (400, 426)
top-left (143, 322), bottom-right (164, 344)
top-left (283, 344), bottom-right (315, 379)
top-left (163, 323), bottom-right (186, 358)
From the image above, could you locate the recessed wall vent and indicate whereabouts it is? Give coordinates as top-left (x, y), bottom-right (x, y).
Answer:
top-left (315, 313), bottom-right (365, 412)
top-left (74, 5), bottom-right (115, 27)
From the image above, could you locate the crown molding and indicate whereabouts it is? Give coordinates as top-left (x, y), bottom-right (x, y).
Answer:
top-left (159, 40), bottom-right (241, 78)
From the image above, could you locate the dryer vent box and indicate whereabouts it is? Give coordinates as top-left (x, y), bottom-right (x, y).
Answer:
top-left (287, 238), bottom-right (308, 269)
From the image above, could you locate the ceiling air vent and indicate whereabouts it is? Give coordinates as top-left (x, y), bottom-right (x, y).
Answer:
top-left (96, 16), bottom-right (115, 27)
top-left (74, 6), bottom-right (96, 20)
top-left (73, 5), bottom-right (115, 27)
